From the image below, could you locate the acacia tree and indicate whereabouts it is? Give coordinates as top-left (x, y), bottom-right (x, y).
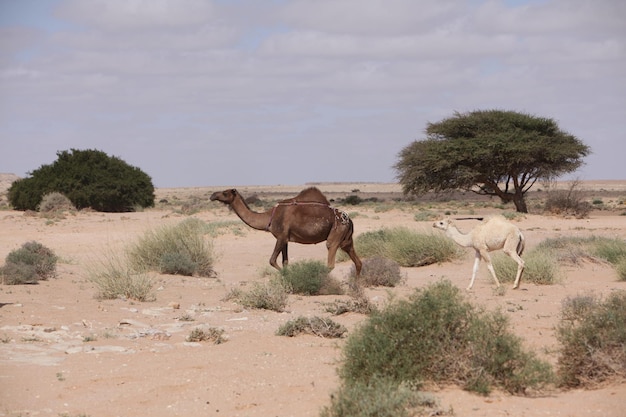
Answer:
top-left (395, 110), bottom-right (590, 213)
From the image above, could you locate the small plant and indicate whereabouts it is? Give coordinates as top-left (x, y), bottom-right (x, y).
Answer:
top-left (177, 313), bottom-right (195, 322)
top-left (0, 241), bottom-right (57, 284)
top-left (186, 327), bottom-right (226, 344)
top-left (277, 316), bottom-right (347, 338)
top-left (557, 291), bottom-right (626, 388)
top-left (356, 256), bottom-right (404, 287)
top-left (280, 260), bottom-right (343, 295)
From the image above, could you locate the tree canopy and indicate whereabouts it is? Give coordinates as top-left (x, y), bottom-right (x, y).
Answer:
top-left (8, 149), bottom-right (155, 212)
top-left (394, 110), bottom-right (591, 212)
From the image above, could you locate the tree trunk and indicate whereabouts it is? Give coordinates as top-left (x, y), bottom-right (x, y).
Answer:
top-left (512, 192), bottom-right (528, 213)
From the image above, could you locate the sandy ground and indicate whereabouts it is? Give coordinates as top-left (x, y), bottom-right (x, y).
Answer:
top-left (1, 182), bottom-right (626, 417)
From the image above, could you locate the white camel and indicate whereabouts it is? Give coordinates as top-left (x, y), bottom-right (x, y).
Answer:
top-left (432, 216), bottom-right (525, 290)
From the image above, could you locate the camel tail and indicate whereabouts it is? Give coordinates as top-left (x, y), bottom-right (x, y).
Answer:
top-left (517, 232), bottom-right (525, 256)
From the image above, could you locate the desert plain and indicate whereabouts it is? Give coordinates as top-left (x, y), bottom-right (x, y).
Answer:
top-left (1, 179), bottom-right (626, 417)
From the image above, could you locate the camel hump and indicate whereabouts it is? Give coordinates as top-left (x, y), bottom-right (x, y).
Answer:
top-left (282, 187), bottom-right (330, 205)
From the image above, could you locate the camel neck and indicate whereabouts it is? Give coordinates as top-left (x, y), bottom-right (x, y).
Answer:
top-left (230, 195), bottom-right (273, 231)
top-left (445, 226), bottom-right (474, 248)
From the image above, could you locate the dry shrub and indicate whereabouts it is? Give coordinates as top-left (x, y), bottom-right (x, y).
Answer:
top-left (557, 291), bottom-right (626, 388)
top-left (357, 256), bottom-right (404, 287)
top-left (544, 180), bottom-right (591, 218)
top-left (1, 241), bottom-right (57, 284)
top-left (276, 316), bottom-right (347, 338)
top-left (186, 326), bottom-right (226, 344)
top-left (38, 192), bottom-right (75, 213)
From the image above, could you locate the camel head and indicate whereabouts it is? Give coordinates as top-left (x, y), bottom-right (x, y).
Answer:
top-left (210, 189), bottom-right (239, 205)
top-left (433, 218), bottom-right (452, 231)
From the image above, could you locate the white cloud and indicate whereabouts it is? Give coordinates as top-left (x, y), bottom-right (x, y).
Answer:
top-left (0, 0), bottom-right (624, 186)
top-left (57, 0), bottom-right (217, 31)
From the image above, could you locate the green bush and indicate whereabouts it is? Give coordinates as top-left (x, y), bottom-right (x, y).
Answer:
top-left (1, 241), bottom-right (57, 284)
top-left (128, 218), bottom-right (215, 277)
top-left (349, 227), bottom-right (460, 267)
top-left (338, 280), bottom-right (553, 395)
top-left (280, 260), bottom-right (343, 295)
top-left (557, 291), bottom-right (626, 388)
top-left (8, 149), bottom-right (154, 212)
top-left (277, 316), bottom-right (347, 338)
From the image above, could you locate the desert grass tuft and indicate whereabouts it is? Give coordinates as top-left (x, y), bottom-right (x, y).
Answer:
top-left (127, 218), bottom-right (215, 277)
top-left (536, 236), bottom-right (626, 280)
top-left (87, 250), bottom-right (155, 302)
top-left (226, 278), bottom-right (289, 312)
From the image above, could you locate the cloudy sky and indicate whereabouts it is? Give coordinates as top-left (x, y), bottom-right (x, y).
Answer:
top-left (1, 0), bottom-right (624, 188)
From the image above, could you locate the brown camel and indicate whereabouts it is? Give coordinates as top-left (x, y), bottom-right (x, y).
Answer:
top-left (210, 187), bottom-right (362, 276)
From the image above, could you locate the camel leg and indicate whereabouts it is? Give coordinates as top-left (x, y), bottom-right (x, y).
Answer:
top-left (468, 250), bottom-right (481, 290)
top-left (269, 240), bottom-right (287, 271)
top-left (282, 243), bottom-right (289, 268)
top-left (341, 244), bottom-right (362, 277)
top-left (326, 240), bottom-right (339, 271)
top-left (505, 249), bottom-right (525, 289)
top-left (482, 251), bottom-right (501, 288)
